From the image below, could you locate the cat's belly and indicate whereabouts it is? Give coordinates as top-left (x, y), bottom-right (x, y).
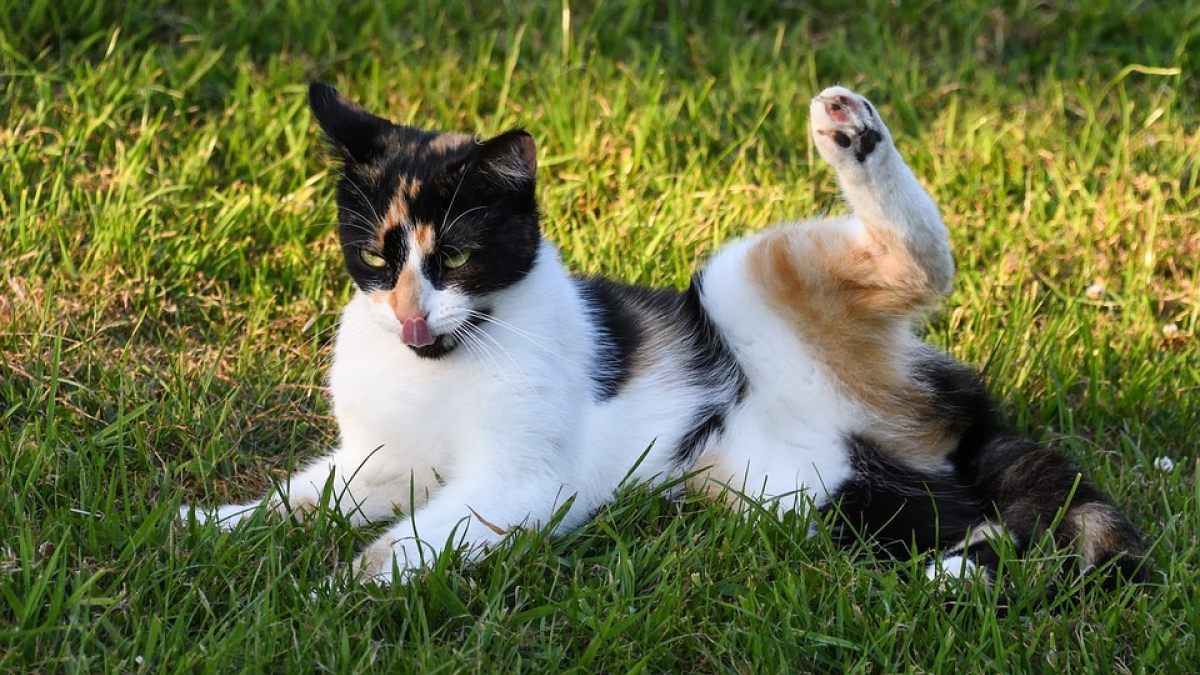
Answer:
top-left (684, 235), bottom-right (862, 506)
top-left (692, 394), bottom-right (854, 509)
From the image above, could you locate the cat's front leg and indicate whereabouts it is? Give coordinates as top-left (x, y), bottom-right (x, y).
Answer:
top-left (179, 449), bottom-right (408, 529)
top-left (340, 476), bottom-right (579, 586)
top-left (178, 485), bottom-right (317, 529)
top-left (178, 498), bottom-right (272, 530)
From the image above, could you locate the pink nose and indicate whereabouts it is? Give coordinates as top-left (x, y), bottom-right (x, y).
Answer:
top-left (401, 316), bottom-right (435, 347)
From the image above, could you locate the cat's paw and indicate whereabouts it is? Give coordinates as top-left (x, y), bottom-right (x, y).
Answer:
top-left (178, 503), bottom-right (229, 528)
top-left (177, 502), bottom-right (265, 530)
top-left (344, 537), bottom-right (426, 587)
top-left (925, 553), bottom-right (992, 589)
top-left (809, 87), bottom-right (892, 169)
top-left (311, 546), bottom-right (408, 597)
top-left (314, 561), bottom-right (410, 598)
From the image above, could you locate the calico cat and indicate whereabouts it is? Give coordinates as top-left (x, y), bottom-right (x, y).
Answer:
top-left (180, 83), bottom-right (1146, 589)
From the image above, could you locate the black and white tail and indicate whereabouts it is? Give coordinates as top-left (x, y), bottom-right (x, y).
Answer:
top-left (826, 353), bottom-right (1147, 587)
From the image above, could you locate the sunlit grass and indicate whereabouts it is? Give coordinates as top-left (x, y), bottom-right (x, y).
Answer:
top-left (2, 1), bottom-right (1198, 672)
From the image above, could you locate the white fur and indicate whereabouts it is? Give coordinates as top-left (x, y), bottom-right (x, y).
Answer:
top-left (182, 86), bottom-right (950, 585)
top-left (925, 554), bottom-right (981, 583)
top-left (694, 236), bottom-right (855, 510)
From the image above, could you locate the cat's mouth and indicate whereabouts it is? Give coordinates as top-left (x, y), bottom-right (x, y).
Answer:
top-left (404, 311), bottom-right (490, 360)
top-left (408, 334), bottom-right (458, 359)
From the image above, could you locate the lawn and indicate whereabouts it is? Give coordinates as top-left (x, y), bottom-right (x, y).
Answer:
top-left (2, 0), bottom-right (1199, 672)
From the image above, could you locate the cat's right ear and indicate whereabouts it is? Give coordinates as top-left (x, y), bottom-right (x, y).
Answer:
top-left (308, 83), bottom-right (393, 165)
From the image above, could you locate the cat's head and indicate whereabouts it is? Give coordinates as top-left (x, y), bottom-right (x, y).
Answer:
top-left (309, 83), bottom-right (541, 358)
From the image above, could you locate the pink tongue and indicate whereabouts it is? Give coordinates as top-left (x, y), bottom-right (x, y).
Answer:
top-left (401, 317), bottom-right (436, 347)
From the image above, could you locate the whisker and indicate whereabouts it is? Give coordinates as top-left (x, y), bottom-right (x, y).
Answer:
top-left (459, 322), bottom-right (535, 391)
top-left (466, 309), bottom-right (550, 342)
top-left (443, 205), bottom-right (488, 239)
top-left (439, 167), bottom-right (472, 237)
top-left (465, 309), bottom-right (572, 363)
top-left (331, 169), bottom-right (384, 225)
top-left (454, 325), bottom-right (515, 386)
top-left (440, 172), bottom-right (467, 228)
top-left (336, 209), bottom-right (381, 238)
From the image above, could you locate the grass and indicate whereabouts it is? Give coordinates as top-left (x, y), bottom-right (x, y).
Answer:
top-left (2, 0), bottom-right (1199, 671)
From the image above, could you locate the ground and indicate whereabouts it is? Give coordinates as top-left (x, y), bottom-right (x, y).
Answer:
top-left (2, 1), bottom-right (1198, 672)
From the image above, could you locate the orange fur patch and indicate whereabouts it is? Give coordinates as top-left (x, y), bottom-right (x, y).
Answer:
top-left (404, 177), bottom-right (422, 199)
top-left (385, 266), bottom-right (423, 321)
top-left (429, 132), bottom-right (472, 154)
top-left (375, 178), bottom-right (424, 251)
top-left (1069, 502), bottom-right (1127, 568)
top-left (413, 222), bottom-right (435, 255)
top-left (747, 221), bottom-right (954, 466)
top-left (376, 193), bottom-right (408, 251)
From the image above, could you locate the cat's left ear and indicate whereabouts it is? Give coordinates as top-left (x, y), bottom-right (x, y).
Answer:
top-left (472, 130), bottom-right (537, 190)
top-left (308, 83), bottom-right (395, 166)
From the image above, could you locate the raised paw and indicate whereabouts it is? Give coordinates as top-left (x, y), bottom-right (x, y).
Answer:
top-left (810, 86), bottom-right (891, 167)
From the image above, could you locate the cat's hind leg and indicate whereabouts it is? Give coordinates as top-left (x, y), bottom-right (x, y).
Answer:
top-left (808, 86), bottom-right (954, 301)
top-left (742, 87), bottom-right (959, 466)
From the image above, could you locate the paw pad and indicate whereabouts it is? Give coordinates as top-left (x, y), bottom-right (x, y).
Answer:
top-left (825, 95), bottom-right (856, 124)
top-left (812, 88), bottom-right (887, 164)
top-left (855, 129), bottom-right (883, 162)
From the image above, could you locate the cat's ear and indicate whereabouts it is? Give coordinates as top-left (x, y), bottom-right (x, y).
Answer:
top-left (472, 130), bottom-right (537, 190)
top-left (308, 83), bottom-right (394, 165)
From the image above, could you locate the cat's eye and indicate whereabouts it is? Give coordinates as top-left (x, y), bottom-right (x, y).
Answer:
top-left (359, 249), bottom-right (388, 268)
top-left (443, 251), bottom-right (471, 269)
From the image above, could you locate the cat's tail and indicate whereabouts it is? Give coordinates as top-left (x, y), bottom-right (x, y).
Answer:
top-left (924, 355), bottom-right (1148, 587)
top-left (952, 434), bottom-right (1148, 587)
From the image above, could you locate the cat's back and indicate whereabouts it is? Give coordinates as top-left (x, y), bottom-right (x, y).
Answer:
top-left (569, 273), bottom-right (749, 491)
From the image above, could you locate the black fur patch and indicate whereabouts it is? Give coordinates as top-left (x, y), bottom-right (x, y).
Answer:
top-left (672, 278), bottom-right (748, 464)
top-left (574, 273), bottom-right (745, 457)
top-left (417, 135), bottom-right (541, 298)
top-left (913, 351), bottom-right (1146, 582)
top-left (577, 278), bottom-right (661, 400)
top-left (674, 407), bottom-right (730, 467)
top-left (824, 435), bottom-right (983, 557)
top-left (822, 351), bottom-right (1146, 586)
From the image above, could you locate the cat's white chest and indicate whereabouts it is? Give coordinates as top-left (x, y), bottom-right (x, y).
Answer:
top-left (326, 296), bottom-right (492, 499)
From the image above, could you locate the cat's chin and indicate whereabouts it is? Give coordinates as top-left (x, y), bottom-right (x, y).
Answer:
top-left (407, 334), bottom-right (459, 359)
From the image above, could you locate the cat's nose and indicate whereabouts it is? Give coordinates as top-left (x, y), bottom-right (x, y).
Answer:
top-left (389, 304), bottom-right (425, 324)
top-left (386, 272), bottom-right (427, 325)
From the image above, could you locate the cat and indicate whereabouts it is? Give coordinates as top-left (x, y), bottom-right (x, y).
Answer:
top-left (180, 82), bottom-right (1146, 590)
